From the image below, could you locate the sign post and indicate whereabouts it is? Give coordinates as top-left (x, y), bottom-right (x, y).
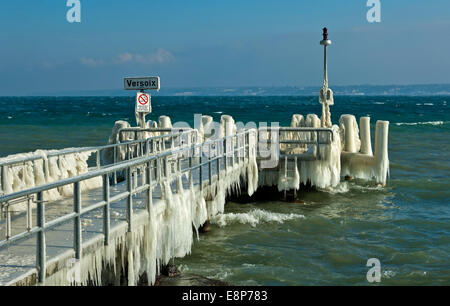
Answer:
top-left (124, 76), bottom-right (160, 129)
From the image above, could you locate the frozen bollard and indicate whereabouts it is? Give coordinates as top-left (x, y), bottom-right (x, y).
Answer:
top-left (201, 115), bottom-right (214, 141)
top-left (305, 114), bottom-right (321, 128)
top-left (339, 114), bottom-right (360, 153)
top-left (158, 115), bottom-right (172, 129)
top-left (374, 120), bottom-right (389, 185)
top-left (291, 114), bottom-right (305, 128)
top-left (359, 117), bottom-right (373, 155)
top-left (220, 115), bottom-right (236, 138)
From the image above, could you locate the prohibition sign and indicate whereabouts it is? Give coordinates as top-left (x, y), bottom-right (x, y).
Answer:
top-left (138, 93), bottom-right (149, 105)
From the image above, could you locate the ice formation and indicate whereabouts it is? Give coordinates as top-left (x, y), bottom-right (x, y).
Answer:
top-left (44, 129), bottom-right (259, 286)
top-left (340, 118), bottom-right (390, 185)
top-left (259, 113), bottom-right (342, 190)
top-left (42, 115), bottom-right (261, 286)
top-left (102, 120), bottom-right (134, 165)
top-left (0, 149), bottom-right (102, 210)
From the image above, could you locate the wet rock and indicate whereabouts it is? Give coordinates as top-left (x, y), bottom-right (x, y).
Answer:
top-left (161, 263), bottom-right (181, 277)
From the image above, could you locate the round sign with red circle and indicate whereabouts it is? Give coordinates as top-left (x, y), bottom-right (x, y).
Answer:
top-left (138, 93), bottom-right (148, 105)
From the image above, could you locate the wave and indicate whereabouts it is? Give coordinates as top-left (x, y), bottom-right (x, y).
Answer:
top-left (211, 209), bottom-right (305, 228)
top-left (395, 121), bottom-right (445, 126)
top-left (320, 182), bottom-right (350, 194)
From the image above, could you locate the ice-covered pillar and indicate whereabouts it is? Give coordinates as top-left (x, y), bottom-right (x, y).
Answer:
top-left (221, 115), bottom-right (235, 137)
top-left (319, 27), bottom-right (334, 128)
top-left (158, 116), bottom-right (172, 136)
top-left (201, 115), bottom-right (214, 141)
top-left (360, 117), bottom-right (373, 155)
top-left (340, 114), bottom-right (359, 153)
top-left (374, 120), bottom-right (389, 185)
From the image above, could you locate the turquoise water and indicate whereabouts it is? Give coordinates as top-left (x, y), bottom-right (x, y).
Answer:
top-left (1, 96), bottom-right (449, 285)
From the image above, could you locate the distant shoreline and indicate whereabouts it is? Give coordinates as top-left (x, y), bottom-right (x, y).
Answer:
top-left (1, 84), bottom-right (450, 97)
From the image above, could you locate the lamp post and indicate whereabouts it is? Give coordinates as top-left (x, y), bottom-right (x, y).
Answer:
top-left (319, 27), bottom-right (334, 128)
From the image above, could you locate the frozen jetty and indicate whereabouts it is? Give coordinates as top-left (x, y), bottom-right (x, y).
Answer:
top-left (0, 28), bottom-right (389, 286)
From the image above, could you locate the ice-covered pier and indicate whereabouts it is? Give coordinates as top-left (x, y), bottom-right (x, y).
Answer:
top-left (0, 28), bottom-right (390, 286)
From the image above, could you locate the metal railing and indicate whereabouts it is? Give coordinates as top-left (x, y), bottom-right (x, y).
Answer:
top-left (0, 129), bottom-right (255, 284)
top-left (257, 127), bottom-right (334, 161)
top-left (0, 129), bottom-right (198, 193)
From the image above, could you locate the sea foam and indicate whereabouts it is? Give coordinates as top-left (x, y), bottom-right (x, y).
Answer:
top-left (212, 209), bottom-right (305, 228)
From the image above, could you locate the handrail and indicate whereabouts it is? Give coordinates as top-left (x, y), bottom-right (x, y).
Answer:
top-left (0, 128), bottom-right (255, 284)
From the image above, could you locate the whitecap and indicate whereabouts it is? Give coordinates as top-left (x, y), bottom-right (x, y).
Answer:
top-left (320, 182), bottom-right (350, 194)
top-left (211, 208), bottom-right (305, 228)
top-left (395, 121), bottom-right (444, 126)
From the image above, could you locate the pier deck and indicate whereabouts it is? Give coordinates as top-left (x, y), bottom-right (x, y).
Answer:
top-left (0, 129), bottom-right (254, 285)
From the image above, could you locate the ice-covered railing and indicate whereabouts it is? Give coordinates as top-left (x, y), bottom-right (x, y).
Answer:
top-left (0, 130), bottom-right (197, 194)
top-left (0, 129), bottom-right (257, 285)
top-left (257, 123), bottom-right (342, 190)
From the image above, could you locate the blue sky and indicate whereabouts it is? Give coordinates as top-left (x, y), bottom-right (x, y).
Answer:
top-left (0, 0), bottom-right (449, 95)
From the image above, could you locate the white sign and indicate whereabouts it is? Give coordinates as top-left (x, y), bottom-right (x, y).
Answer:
top-left (124, 77), bottom-right (160, 90)
top-left (135, 93), bottom-right (151, 113)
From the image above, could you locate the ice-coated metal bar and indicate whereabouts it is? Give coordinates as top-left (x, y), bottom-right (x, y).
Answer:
top-left (36, 191), bottom-right (45, 283)
top-left (74, 182), bottom-right (82, 260)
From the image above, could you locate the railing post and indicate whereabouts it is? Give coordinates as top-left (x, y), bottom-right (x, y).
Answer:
top-left (36, 191), bottom-right (46, 283)
top-left (1, 165), bottom-right (5, 194)
top-left (199, 145), bottom-right (203, 191)
top-left (102, 174), bottom-right (110, 246)
top-left (113, 146), bottom-right (117, 185)
top-left (231, 135), bottom-right (235, 168)
top-left (0, 166), bottom-right (4, 219)
top-left (188, 149), bottom-right (193, 186)
top-left (224, 138), bottom-right (228, 172)
top-left (27, 196), bottom-right (32, 231)
top-left (146, 161), bottom-right (153, 214)
top-left (247, 132), bottom-right (250, 161)
top-left (208, 143), bottom-right (212, 186)
top-left (5, 204), bottom-right (11, 240)
top-left (96, 150), bottom-right (101, 169)
top-left (126, 167), bottom-right (133, 232)
top-left (74, 182), bottom-right (82, 260)
top-left (316, 131), bottom-right (321, 160)
top-left (216, 140), bottom-right (220, 180)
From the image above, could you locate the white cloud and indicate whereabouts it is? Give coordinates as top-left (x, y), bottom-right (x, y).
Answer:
top-left (80, 57), bottom-right (105, 67)
top-left (79, 48), bottom-right (174, 68)
top-left (116, 48), bottom-right (174, 64)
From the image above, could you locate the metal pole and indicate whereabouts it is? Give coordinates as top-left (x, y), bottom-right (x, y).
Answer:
top-left (102, 174), bottom-right (110, 245)
top-left (36, 191), bottom-right (46, 283)
top-left (1, 165), bottom-right (5, 194)
top-left (96, 150), bottom-right (101, 169)
top-left (188, 150), bottom-right (193, 186)
top-left (113, 146), bottom-right (117, 185)
top-left (199, 145), bottom-right (203, 191)
top-left (0, 166), bottom-right (4, 219)
top-left (208, 143), bottom-right (212, 186)
top-left (74, 182), bottom-right (82, 260)
top-left (27, 196), bottom-right (32, 231)
top-left (126, 167), bottom-right (133, 232)
top-left (224, 138), bottom-right (227, 172)
top-left (216, 140), bottom-right (220, 180)
top-left (146, 161), bottom-right (152, 214)
top-left (323, 45), bottom-right (328, 89)
top-left (5, 204), bottom-right (11, 240)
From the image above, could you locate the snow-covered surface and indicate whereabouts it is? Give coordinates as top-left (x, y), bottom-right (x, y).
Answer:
top-left (0, 149), bottom-right (102, 210)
